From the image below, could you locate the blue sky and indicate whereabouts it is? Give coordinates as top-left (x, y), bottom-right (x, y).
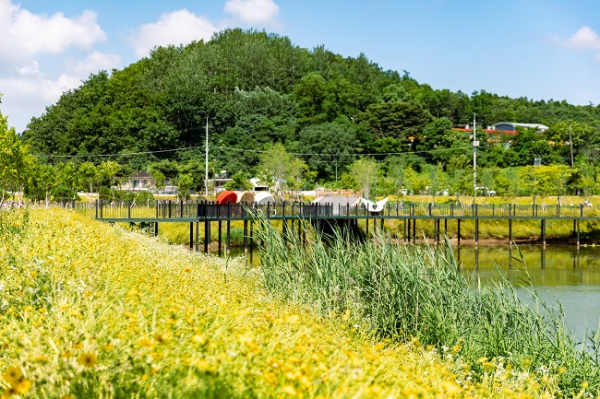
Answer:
top-left (1, 0), bottom-right (600, 133)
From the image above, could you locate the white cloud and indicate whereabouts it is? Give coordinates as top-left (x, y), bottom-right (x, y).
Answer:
top-left (565, 26), bottom-right (600, 50)
top-left (1, 73), bottom-right (82, 132)
top-left (128, 9), bottom-right (220, 58)
top-left (0, 0), bottom-right (106, 61)
top-left (224, 0), bottom-right (280, 25)
top-left (65, 51), bottom-right (122, 77)
top-left (563, 26), bottom-right (600, 64)
top-left (17, 61), bottom-right (39, 76)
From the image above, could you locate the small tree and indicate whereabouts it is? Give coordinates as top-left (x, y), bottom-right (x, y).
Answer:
top-left (176, 173), bottom-right (193, 200)
top-left (150, 170), bottom-right (166, 193)
top-left (78, 161), bottom-right (99, 194)
top-left (98, 161), bottom-right (121, 188)
top-left (0, 97), bottom-right (30, 204)
top-left (224, 172), bottom-right (252, 191)
top-left (348, 158), bottom-right (380, 199)
top-left (257, 143), bottom-right (292, 198)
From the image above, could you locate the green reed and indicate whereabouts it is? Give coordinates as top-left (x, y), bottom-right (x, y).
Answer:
top-left (256, 218), bottom-right (600, 397)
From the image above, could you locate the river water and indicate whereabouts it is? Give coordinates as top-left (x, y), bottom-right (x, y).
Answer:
top-left (457, 245), bottom-right (600, 340)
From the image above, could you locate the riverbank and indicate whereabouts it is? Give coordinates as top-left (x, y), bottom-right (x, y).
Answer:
top-left (257, 218), bottom-right (600, 397)
top-left (0, 209), bottom-right (556, 398)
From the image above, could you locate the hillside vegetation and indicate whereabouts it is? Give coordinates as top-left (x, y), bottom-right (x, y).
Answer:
top-left (18, 29), bottom-right (600, 197)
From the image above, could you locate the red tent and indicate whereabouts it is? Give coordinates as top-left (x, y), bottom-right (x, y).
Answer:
top-left (216, 190), bottom-right (237, 204)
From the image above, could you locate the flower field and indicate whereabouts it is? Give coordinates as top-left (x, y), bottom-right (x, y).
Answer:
top-left (0, 209), bottom-right (558, 398)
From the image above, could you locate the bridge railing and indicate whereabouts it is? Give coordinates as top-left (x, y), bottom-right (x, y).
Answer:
top-left (92, 199), bottom-right (598, 220)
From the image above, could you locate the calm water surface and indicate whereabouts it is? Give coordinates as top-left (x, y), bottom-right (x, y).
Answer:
top-left (457, 245), bottom-right (600, 339)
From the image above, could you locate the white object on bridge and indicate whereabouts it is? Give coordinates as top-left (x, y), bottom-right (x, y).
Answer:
top-left (360, 197), bottom-right (388, 213)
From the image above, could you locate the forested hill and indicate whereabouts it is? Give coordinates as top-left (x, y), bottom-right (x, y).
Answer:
top-left (22, 28), bottom-right (600, 180)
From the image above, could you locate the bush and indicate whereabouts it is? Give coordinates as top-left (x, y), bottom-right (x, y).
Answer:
top-left (51, 185), bottom-right (79, 201)
top-left (135, 190), bottom-right (154, 202)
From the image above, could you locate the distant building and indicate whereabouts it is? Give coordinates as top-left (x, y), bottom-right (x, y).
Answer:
top-left (453, 122), bottom-right (550, 144)
top-left (121, 171), bottom-right (155, 191)
top-left (211, 170), bottom-right (233, 193)
top-left (491, 122), bottom-right (549, 133)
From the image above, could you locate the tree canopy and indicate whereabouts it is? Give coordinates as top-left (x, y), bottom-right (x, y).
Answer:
top-left (14, 29), bottom-right (600, 197)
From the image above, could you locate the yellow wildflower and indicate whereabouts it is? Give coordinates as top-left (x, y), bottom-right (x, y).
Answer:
top-left (14, 377), bottom-right (32, 394)
top-left (78, 353), bottom-right (98, 368)
top-left (3, 366), bottom-right (22, 384)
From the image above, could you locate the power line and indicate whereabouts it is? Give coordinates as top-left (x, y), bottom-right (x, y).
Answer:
top-left (33, 144), bottom-right (473, 161)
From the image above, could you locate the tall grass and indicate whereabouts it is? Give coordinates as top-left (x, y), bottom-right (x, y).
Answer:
top-left (256, 219), bottom-right (600, 396)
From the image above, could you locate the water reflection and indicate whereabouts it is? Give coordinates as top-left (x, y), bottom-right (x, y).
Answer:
top-left (456, 245), bottom-right (600, 338)
top-left (456, 245), bottom-right (600, 286)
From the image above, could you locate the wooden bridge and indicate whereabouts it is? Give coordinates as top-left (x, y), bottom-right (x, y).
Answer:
top-left (86, 199), bottom-right (600, 257)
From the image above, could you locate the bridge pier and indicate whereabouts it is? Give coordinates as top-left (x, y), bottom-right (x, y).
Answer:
top-left (541, 219), bottom-right (546, 248)
top-left (218, 221), bottom-right (222, 257)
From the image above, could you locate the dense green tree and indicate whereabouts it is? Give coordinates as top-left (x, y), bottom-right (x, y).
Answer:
top-left (16, 28), bottom-right (600, 195)
top-left (0, 97), bottom-right (31, 201)
top-left (294, 120), bottom-right (359, 179)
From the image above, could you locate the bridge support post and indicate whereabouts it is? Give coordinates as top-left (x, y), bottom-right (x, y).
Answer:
top-left (541, 219), bottom-right (546, 248)
top-left (250, 221), bottom-right (254, 264)
top-left (195, 221), bottom-right (199, 252)
top-left (218, 221), bottom-right (222, 257)
top-left (508, 218), bottom-right (513, 247)
top-left (413, 218), bottom-right (416, 244)
top-left (154, 222), bottom-right (159, 237)
top-left (189, 222), bottom-right (194, 251)
top-left (204, 221), bottom-right (210, 254)
top-left (227, 202), bottom-right (231, 257)
top-left (457, 219), bottom-right (461, 246)
top-left (243, 219), bottom-right (248, 256)
top-left (475, 219), bottom-right (479, 247)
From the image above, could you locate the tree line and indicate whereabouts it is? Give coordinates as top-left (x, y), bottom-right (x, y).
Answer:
top-left (7, 29), bottom-right (600, 199)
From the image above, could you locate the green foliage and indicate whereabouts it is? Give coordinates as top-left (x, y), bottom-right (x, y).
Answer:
top-left (348, 158), bottom-right (380, 199)
top-left (135, 190), bottom-right (154, 202)
top-left (0, 96), bottom-right (32, 199)
top-left (15, 29), bottom-right (600, 196)
top-left (176, 173), bottom-right (194, 200)
top-left (51, 184), bottom-right (79, 201)
top-left (257, 223), bottom-right (600, 396)
top-left (224, 172), bottom-right (252, 191)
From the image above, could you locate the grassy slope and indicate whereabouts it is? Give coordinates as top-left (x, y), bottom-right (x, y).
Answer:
top-left (0, 209), bottom-right (550, 398)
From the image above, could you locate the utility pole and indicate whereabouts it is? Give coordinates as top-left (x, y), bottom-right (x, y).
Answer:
top-left (473, 113), bottom-right (478, 201)
top-left (205, 116), bottom-right (209, 196)
top-left (569, 124), bottom-right (574, 168)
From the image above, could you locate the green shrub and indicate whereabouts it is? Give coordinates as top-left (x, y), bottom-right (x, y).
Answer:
top-left (135, 190), bottom-right (154, 202)
top-left (51, 185), bottom-right (79, 201)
